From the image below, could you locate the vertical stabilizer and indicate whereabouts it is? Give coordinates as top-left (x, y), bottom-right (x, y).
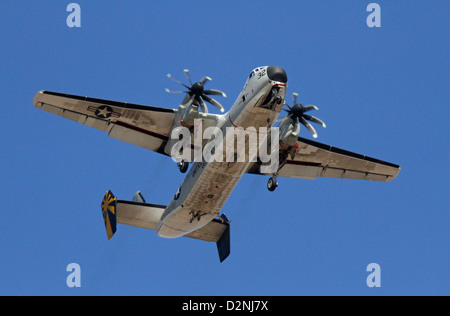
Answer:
top-left (101, 190), bottom-right (117, 239)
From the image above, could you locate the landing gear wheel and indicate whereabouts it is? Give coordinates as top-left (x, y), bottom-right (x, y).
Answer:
top-left (267, 177), bottom-right (278, 192)
top-left (177, 161), bottom-right (189, 173)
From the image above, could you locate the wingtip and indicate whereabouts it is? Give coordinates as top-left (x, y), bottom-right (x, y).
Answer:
top-left (33, 90), bottom-right (45, 106)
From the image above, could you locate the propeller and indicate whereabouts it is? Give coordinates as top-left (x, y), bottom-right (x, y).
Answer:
top-left (165, 69), bottom-right (227, 113)
top-left (282, 92), bottom-right (326, 138)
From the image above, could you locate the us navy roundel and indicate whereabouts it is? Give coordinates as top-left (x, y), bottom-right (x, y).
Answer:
top-left (95, 105), bottom-right (114, 118)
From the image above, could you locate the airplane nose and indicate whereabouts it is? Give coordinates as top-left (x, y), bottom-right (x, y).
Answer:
top-left (267, 66), bottom-right (287, 83)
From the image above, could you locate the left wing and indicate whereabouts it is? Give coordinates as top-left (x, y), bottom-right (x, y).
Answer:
top-left (247, 136), bottom-right (401, 182)
top-left (33, 91), bottom-right (176, 155)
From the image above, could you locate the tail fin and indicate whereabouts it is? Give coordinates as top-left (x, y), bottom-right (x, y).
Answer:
top-left (216, 214), bottom-right (230, 263)
top-left (101, 190), bottom-right (117, 240)
top-left (131, 190), bottom-right (146, 203)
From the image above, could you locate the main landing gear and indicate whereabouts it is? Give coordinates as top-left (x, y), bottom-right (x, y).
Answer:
top-left (267, 173), bottom-right (279, 192)
top-left (177, 160), bottom-right (189, 173)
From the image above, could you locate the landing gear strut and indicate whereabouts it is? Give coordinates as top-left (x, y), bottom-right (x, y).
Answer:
top-left (267, 173), bottom-right (279, 192)
top-left (265, 87), bottom-right (283, 110)
top-left (177, 160), bottom-right (189, 173)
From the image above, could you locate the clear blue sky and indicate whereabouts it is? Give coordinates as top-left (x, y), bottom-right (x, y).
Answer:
top-left (0, 1), bottom-right (448, 295)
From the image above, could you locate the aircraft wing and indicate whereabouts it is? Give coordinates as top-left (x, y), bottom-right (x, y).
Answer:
top-left (33, 91), bottom-right (176, 155)
top-left (247, 136), bottom-right (401, 182)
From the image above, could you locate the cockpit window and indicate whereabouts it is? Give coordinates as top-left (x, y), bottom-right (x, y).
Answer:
top-left (249, 71), bottom-right (255, 79)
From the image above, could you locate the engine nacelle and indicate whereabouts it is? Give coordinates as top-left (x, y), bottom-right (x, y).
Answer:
top-left (179, 104), bottom-right (199, 127)
top-left (278, 117), bottom-right (299, 147)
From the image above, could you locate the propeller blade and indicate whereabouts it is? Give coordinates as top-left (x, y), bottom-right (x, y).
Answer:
top-left (299, 117), bottom-right (318, 138)
top-left (167, 70), bottom-right (227, 113)
top-left (303, 114), bottom-right (326, 128)
top-left (167, 73), bottom-right (190, 89)
top-left (165, 88), bottom-right (187, 94)
top-left (204, 89), bottom-right (227, 97)
top-left (181, 94), bottom-right (195, 107)
top-left (166, 73), bottom-right (182, 85)
top-left (303, 105), bottom-right (319, 112)
top-left (200, 76), bottom-right (212, 85)
top-left (197, 96), bottom-right (209, 114)
top-left (292, 93), bottom-right (298, 105)
top-left (183, 69), bottom-right (193, 85)
top-left (202, 94), bottom-right (225, 113)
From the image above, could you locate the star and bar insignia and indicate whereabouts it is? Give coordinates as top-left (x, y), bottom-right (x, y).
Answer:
top-left (88, 105), bottom-right (121, 119)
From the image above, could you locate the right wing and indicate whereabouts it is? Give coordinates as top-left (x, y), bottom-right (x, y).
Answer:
top-left (33, 91), bottom-right (176, 155)
top-left (247, 136), bottom-right (401, 182)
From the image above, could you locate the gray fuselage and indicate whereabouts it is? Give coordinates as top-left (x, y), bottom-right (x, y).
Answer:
top-left (157, 66), bottom-right (287, 238)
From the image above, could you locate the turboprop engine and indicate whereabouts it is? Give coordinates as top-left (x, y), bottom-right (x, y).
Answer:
top-left (164, 69), bottom-right (227, 173)
top-left (278, 92), bottom-right (326, 146)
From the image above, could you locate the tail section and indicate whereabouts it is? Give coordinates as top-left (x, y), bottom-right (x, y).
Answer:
top-left (100, 190), bottom-right (231, 262)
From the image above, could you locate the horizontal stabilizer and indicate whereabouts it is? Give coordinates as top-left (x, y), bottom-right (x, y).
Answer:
top-left (101, 191), bottom-right (231, 262)
top-left (116, 199), bottom-right (166, 231)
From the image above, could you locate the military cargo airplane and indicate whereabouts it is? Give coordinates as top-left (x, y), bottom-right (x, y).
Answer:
top-left (33, 66), bottom-right (400, 262)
